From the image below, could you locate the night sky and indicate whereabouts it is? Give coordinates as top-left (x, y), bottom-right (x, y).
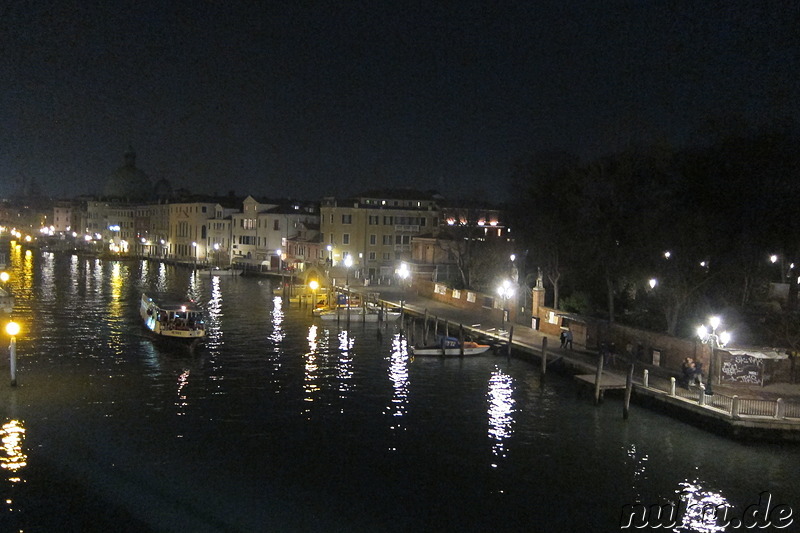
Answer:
top-left (2, 1), bottom-right (798, 202)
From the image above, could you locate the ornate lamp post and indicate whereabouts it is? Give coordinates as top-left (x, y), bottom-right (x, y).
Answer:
top-left (497, 279), bottom-right (514, 330)
top-left (696, 316), bottom-right (731, 395)
top-left (344, 255), bottom-right (353, 288)
top-left (191, 241), bottom-right (197, 270)
top-left (308, 279), bottom-right (319, 316)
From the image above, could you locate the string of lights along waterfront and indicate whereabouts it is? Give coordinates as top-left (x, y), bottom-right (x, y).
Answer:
top-left (1, 248), bottom-right (797, 532)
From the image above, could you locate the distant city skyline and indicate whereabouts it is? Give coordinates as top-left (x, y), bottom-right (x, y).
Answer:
top-left (2, 1), bottom-right (797, 203)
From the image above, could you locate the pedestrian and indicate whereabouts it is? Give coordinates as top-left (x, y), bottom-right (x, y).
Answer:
top-left (565, 330), bottom-right (573, 350)
top-left (560, 330), bottom-right (567, 348)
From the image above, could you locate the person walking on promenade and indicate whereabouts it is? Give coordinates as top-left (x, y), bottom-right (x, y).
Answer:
top-left (560, 330), bottom-right (567, 348)
top-left (565, 330), bottom-right (573, 350)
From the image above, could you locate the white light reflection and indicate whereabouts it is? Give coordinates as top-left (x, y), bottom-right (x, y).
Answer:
top-left (385, 333), bottom-right (410, 450)
top-left (337, 330), bottom-right (354, 400)
top-left (205, 276), bottom-right (223, 349)
top-left (626, 443), bottom-right (649, 501)
top-left (303, 325), bottom-right (321, 416)
top-left (673, 481), bottom-right (731, 533)
top-left (487, 367), bottom-right (516, 467)
top-left (270, 296), bottom-right (285, 345)
top-left (1, 420), bottom-right (27, 484)
top-left (175, 369), bottom-right (190, 415)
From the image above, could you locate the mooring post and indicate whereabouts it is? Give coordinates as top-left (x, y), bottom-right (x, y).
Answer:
top-left (540, 337), bottom-right (547, 375)
top-left (507, 326), bottom-right (514, 358)
top-left (423, 310), bottom-right (429, 345)
top-left (459, 325), bottom-right (464, 357)
top-left (698, 387), bottom-right (706, 406)
top-left (623, 363), bottom-right (634, 419)
top-left (434, 317), bottom-right (438, 338)
top-left (669, 377), bottom-right (676, 396)
top-left (593, 353), bottom-right (604, 405)
top-left (9, 337), bottom-right (17, 387)
top-left (643, 369), bottom-right (649, 388)
top-left (775, 398), bottom-right (785, 419)
top-left (731, 395), bottom-right (740, 419)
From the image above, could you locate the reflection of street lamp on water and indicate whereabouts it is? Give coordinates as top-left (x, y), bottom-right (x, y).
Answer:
top-left (213, 243), bottom-right (220, 268)
top-left (497, 280), bottom-right (514, 330)
top-left (6, 321), bottom-right (20, 386)
top-left (696, 316), bottom-right (731, 396)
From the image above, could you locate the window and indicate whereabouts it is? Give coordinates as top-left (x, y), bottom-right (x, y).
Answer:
top-left (343, 233), bottom-right (350, 245)
top-left (369, 234), bottom-right (376, 245)
top-left (368, 252), bottom-right (376, 260)
top-left (382, 252), bottom-right (391, 260)
top-left (342, 214), bottom-right (352, 224)
top-left (382, 235), bottom-right (392, 245)
top-left (383, 216), bottom-right (393, 225)
top-left (274, 220), bottom-right (280, 231)
top-left (368, 215), bottom-right (379, 225)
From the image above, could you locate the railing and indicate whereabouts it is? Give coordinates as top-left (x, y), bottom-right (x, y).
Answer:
top-left (641, 370), bottom-right (800, 420)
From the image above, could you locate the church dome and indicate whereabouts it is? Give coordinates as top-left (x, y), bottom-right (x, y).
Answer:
top-left (153, 177), bottom-right (174, 201)
top-left (103, 147), bottom-right (153, 201)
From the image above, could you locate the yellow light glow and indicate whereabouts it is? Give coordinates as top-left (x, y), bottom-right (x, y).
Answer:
top-left (5, 322), bottom-right (20, 336)
top-left (0, 272), bottom-right (8, 283)
top-left (309, 280), bottom-right (319, 291)
top-left (1, 420), bottom-right (27, 478)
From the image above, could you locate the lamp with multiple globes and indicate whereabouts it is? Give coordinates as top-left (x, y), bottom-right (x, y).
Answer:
top-left (497, 279), bottom-right (514, 330)
top-left (696, 316), bottom-right (731, 396)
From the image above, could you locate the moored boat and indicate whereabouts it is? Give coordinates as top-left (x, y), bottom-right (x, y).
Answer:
top-left (316, 306), bottom-right (401, 322)
top-left (411, 336), bottom-right (492, 356)
top-left (197, 267), bottom-right (242, 276)
top-left (140, 293), bottom-right (206, 350)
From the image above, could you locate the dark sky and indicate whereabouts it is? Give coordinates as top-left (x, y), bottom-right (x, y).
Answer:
top-left (2, 1), bottom-right (798, 202)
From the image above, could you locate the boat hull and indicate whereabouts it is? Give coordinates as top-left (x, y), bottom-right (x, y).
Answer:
top-left (411, 345), bottom-right (492, 356)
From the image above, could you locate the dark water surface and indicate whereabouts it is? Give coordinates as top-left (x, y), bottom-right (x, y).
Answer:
top-left (1, 251), bottom-right (798, 532)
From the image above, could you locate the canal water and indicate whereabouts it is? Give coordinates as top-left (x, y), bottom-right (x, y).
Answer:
top-left (0, 250), bottom-right (798, 532)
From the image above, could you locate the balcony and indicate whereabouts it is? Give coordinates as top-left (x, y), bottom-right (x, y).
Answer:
top-left (394, 225), bottom-right (420, 233)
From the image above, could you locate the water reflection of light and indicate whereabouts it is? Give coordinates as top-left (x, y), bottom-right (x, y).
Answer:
top-left (205, 276), bottom-right (223, 350)
top-left (271, 296), bottom-right (285, 344)
top-left (175, 370), bottom-right (191, 426)
top-left (673, 481), bottom-right (731, 533)
top-left (487, 367), bottom-right (515, 467)
top-left (1, 420), bottom-right (27, 483)
top-left (107, 262), bottom-right (124, 353)
top-left (303, 325), bottom-right (321, 415)
top-left (626, 443), bottom-right (649, 501)
top-left (337, 330), bottom-right (354, 399)
top-left (385, 333), bottom-right (410, 450)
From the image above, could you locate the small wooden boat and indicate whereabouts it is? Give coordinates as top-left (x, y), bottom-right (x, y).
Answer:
top-left (316, 306), bottom-right (401, 322)
top-left (411, 336), bottom-right (492, 356)
top-left (197, 267), bottom-right (242, 276)
top-left (140, 293), bottom-right (205, 350)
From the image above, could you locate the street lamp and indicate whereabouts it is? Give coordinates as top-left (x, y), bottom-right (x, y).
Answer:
top-left (213, 243), bottom-right (220, 268)
top-left (696, 316), bottom-right (731, 396)
top-left (497, 279), bottom-right (514, 330)
top-left (326, 245), bottom-right (333, 266)
top-left (6, 321), bottom-right (20, 386)
top-left (191, 241), bottom-right (197, 270)
top-left (397, 262), bottom-right (409, 306)
top-left (344, 254), bottom-right (353, 287)
top-left (308, 279), bottom-right (319, 315)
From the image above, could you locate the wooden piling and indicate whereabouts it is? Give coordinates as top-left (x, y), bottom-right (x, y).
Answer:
top-left (507, 326), bottom-right (514, 358)
top-left (593, 353), bottom-right (604, 405)
top-left (423, 310), bottom-right (429, 344)
top-left (540, 336), bottom-right (547, 375)
top-left (623, 363), bottom-right (634, 419)
top-left (459, 325), bottom-right (464, 357)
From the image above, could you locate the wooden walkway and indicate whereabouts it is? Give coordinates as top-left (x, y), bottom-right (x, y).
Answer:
top-left (574, 373), bottom-right (628, 390)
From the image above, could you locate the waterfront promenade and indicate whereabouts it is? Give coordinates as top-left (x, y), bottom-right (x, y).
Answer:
top-left (347, 283), bottom-right (800, 442)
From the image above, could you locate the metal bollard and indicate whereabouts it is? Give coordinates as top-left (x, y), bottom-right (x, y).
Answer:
top-left (643, 369), bottom-right (649, 388)
top-left (731, 395), bottom-right (740, 419)
top-left (669, 377), bottom-right (676, 397)
top-left (698, 387), bottom-right (706, 406)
